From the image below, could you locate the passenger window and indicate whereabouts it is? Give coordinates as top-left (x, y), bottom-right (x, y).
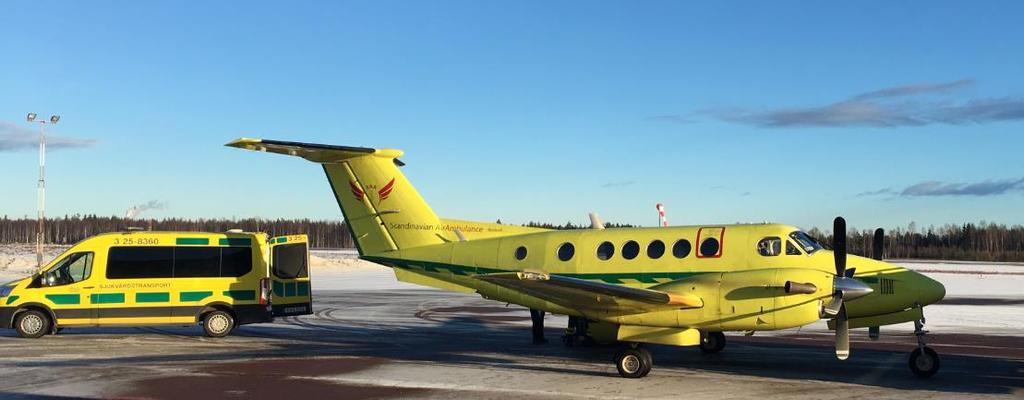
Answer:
top-left (557, 243), bottom-right (575, 261)
top-left (515, 246), bottom-right (528, 261)
top-left (222, 247), bottom-right (255, 277)
top-left (596, 242), bottom-right (614, 261)
top-left (672, 239), bottom-right (691, 258)
top-left (271, 244), bottom-right (306, 279)
top-left (647, 240), bottom-right (665, 259)
top-left (786, 241), bottom-right (802, 255)
top-left (42, 252), bottom-right (93, 286)
top-left (699, 238), bottom-right (721, 257)
top-left (622, 241), bottom-right (640, 260)
top-left (174, 247), bottom-right (221, 277)
top-left (757, 237), bottom-right (782, 256)
top-left (107, 247), bottom-right (174, 279)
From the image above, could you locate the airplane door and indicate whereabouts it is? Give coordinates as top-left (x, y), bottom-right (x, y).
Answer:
top-left (269, 235), bottom-right (313, 316)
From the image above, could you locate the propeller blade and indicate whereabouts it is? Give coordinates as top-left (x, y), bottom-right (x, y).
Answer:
top-left (823, 294), bottom-right (842, 316)
top-left (833, 217), bottom-right (847, 277)
top-left (872, 228), bottom-right (884, 260)
top-left (836, 304), bottom-right (850, 360)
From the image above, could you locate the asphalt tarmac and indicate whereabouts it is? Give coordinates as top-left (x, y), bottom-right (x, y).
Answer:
top-left (0, 289), bottom-right (1021, 399)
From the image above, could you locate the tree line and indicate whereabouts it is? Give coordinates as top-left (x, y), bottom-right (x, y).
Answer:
top-left (0, 215), bottom-right (354, 249)
top-left (807, 222), bottom-right (1024, 262)
top-left (2, 216), bottom-right (1022, 262)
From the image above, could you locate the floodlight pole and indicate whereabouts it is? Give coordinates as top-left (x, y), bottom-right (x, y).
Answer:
top-left (27, 113), bottom-right (57, 269)
top-left (36, 120), bottom-right (46, 269)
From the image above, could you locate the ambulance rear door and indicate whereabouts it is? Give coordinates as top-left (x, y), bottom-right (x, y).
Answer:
top-left (269, 234), bottom-right (313, 316)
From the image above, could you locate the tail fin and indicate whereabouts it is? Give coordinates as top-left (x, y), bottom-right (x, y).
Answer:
top-left (227, 138), bottom-right (450, 255)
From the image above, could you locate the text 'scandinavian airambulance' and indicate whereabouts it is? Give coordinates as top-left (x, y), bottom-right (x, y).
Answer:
top-left (228, 138), bottom-right (946, 379)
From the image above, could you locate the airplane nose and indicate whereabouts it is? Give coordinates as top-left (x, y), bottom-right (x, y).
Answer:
top-left (917, 273), bottom-right (946, 305)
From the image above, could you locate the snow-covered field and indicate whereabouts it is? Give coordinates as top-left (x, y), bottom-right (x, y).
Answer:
top-left (2, 246), bottom-right (1020, 334)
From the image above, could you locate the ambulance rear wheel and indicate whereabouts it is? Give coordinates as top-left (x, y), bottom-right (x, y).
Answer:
top-left (615, 347), bottom-right (653, 378)
top-left (15, 310), bottom-right (50, 339)
top-left (700, 332), bottom-right (726, 354)
top-left (202, 310), bottom-right (234, 338)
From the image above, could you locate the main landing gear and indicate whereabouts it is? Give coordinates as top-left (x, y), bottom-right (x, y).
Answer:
top-left (909, 317), bottom-right (940, 377)
top-left (530, 309), bottom-right (548, 344)
top-left (699, 331), bottom-right (726, 354)
top-left (562, 316), bottom-right (596, 347)
top-left (615, 344), bottom-right (653, 378)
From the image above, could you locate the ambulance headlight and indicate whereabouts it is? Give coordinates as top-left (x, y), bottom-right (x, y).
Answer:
top-left (0, 286), bottom-right (12, 298)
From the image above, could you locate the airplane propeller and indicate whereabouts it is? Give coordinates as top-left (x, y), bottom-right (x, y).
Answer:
top-left (826, 217), bottom-right (874, 360)
top-left (873, 228), bottom-right (885, 261)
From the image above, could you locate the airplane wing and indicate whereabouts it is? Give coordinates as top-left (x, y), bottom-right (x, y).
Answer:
top-left (477, 271), bottom-right (703, 315)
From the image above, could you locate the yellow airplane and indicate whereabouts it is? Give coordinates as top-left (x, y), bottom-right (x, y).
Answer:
top-left (227, 138), bottom-right (946, 379)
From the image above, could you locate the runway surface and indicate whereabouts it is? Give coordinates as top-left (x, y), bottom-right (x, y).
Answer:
top-left (1, 287), bottom-right (1021, 400)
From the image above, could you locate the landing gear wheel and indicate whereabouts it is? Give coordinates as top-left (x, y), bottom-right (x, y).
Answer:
top-left (700, 332), bottom-right (726, 354)
top-left (15, 310), bottom-right (51, 339)
top-left (202, 310), bottom-right (234, 338)
top-left (615, 347), bottom-right (653, 378)
top-left (909, 346), bottom-right (940, 378)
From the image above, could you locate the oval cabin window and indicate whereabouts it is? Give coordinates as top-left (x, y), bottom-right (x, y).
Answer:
top-left (699, 238), bottom-right (721, 257)
top-left (557, 242), bottom-right (575, 261)
top-left (672, 239), bottom-right (692, 258)
top-left (647, 240), bottom-right (665, 259)
top-left (596, 242), bottom-right (615, 261)
top-left (622, 241), bottom-right (640, 260)
top-left (515, 246), bottom-right (528, 261)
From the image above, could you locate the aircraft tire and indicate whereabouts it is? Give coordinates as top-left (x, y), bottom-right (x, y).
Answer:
top-left (700, 332), bottom-right (726, 354)
top-left (615, 347), bottom-right (652, 378)
top-left (909, 347), bottom-right (940, 378)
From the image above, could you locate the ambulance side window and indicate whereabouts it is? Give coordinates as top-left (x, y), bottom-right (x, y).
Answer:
top-left (42, 252), bottom-right (94, 287)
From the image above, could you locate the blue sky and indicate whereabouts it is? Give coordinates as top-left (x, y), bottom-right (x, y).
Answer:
top-left (2, 1), bottom-right (1023, 231)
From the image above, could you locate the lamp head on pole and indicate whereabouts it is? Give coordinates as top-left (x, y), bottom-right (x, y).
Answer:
top-left (50, 115), bottom-right (60, 124)
top-left (26, 113), bottom-right (36, 122)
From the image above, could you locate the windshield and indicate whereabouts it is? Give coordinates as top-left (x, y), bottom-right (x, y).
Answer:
top-left (789, 231), bottom-right (824, 254)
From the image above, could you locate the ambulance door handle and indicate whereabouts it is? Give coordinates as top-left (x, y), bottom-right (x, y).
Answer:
top-left (82, 286), bottom-right (95, 289)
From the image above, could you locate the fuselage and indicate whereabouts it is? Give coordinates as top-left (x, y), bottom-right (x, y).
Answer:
top-left (365, 222), bottom-right (945, 332)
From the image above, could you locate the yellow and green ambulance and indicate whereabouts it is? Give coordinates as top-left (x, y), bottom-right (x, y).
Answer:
top-left (0, 230), bottom-right (312, 338)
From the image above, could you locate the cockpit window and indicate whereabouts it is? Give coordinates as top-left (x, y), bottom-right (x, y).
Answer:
top-left (757, 237), bottom-right (781, 256)
top-left (789, 231), bottom-right (823, 254)
top-left (786, 241), bottom-right (802, 255)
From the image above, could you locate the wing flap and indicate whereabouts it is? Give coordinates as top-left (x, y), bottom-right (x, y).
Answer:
top-left (477, 271), bottom-right (703, 314)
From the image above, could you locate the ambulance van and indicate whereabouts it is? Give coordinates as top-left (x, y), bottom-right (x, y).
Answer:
top-left (0, 230), bottom-right (312, 338)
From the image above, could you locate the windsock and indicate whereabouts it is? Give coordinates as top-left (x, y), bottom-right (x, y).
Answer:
top-left (656, 203), bottom-right (668, 227)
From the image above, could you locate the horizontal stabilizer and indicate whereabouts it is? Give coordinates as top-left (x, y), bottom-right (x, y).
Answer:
top-left (226, 138), bottom-right (403, 164)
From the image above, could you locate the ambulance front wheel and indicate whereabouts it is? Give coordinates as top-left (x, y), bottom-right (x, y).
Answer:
top-left (15, 310), bottom-right (51, 339)
top-left (202, 310), bottom-right (235, 338)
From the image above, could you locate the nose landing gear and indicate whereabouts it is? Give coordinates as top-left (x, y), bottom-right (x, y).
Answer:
top-left (909, 316), bottom-right (940, 377)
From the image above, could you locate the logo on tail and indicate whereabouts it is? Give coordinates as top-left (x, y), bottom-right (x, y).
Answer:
top-left (349, 178), bottom-right (396, 204)
top-left (378, 178), bottom-right (395, 201)
top-left (349, 181), bottom-right (365, 202)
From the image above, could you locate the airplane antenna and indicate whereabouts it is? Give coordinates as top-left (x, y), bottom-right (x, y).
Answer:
top-left (656, 203), bottom-right (668, 227)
